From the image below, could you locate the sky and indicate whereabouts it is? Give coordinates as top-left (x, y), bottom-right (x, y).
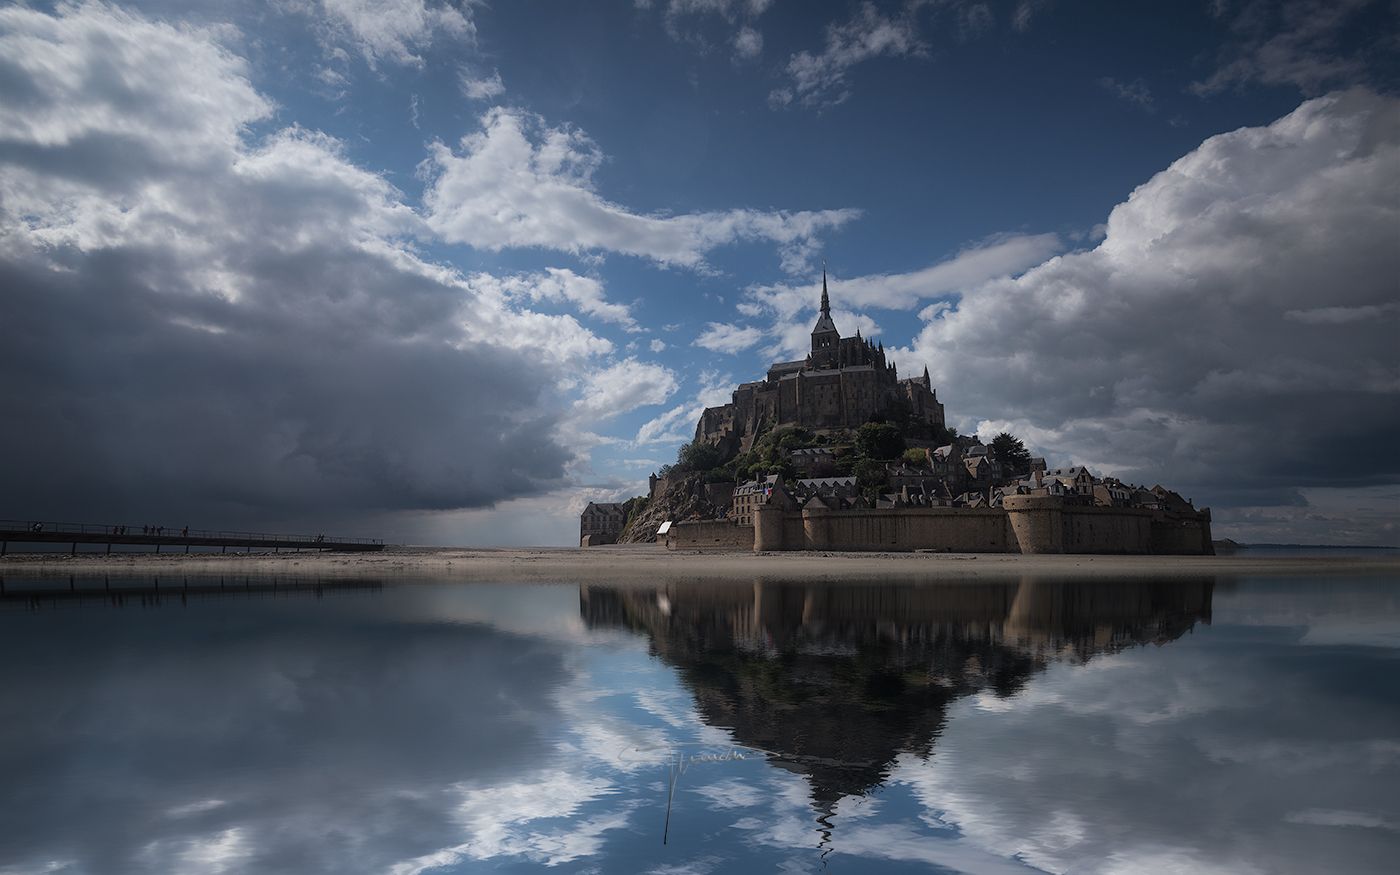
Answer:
top-left (1, 0), bottom-right (1397, 546)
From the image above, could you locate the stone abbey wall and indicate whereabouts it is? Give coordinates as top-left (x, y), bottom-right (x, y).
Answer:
top-left (667, 496), bottom-right (1212, 555)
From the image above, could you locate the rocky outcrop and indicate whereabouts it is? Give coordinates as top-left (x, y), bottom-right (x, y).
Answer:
top-left (618, 473), bottom-right (729, 543)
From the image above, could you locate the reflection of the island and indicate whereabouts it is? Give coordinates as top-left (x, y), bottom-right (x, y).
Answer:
top-left (581, 578), bottom-right (1213, 804)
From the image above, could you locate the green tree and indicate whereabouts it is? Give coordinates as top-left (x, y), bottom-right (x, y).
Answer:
top-left (990, 432), bottom-right (1032, 477)
top-left (852, 457), bottom-right (888, 490)
top-left (774, 427), bottom-right (817, 452)
top-left (676, 440), bottom-right (726, 473)
top-left (855, 422), bottom-right (905, 460)
top-left (901, 447), bottom-right (928, 467)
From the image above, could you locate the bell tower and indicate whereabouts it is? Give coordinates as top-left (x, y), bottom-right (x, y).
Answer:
top-left (810, 265), bottom-right (840, 369)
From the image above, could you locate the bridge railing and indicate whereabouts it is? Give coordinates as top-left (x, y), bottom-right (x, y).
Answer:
top-left (0, 519), bottom-right (383, 545)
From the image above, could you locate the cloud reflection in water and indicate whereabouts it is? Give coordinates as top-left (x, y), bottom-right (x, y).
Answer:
top-left (0, 574), bottom-right (1396, 873)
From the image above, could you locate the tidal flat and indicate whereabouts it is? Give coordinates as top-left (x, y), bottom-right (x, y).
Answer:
top-left (3, 543), bottom-right (1397, 582)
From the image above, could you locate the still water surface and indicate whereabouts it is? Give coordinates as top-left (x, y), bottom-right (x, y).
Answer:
top-left (2, 572), bottom-right (1398, 874)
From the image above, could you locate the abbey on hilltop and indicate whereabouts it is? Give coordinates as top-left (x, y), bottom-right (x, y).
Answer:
top-left (591, 265), bottom-right (1213, 555)
top-left (695, 270), bottom-right (944, 456)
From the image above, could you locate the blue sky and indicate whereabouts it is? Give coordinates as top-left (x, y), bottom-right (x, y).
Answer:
top-left (1, 1), bottom-right (1397, 545)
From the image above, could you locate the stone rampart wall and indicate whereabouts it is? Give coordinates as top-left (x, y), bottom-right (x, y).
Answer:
top-left (1150, 514), bottom-right (1214, 555)
top-left (791, 507), bottom-right (1014, 552)
top-left (668, 520), bottom-right (754, 551)
top-left (1060, 505), bottom-right (1154, 553)
top-left (748, 498), bottom-right (1212, 555)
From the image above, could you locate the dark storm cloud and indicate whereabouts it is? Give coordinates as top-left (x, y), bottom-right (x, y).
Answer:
top-left (0, 4), bottom-right (586, 526)
top-left (0, 253), bottom-right (567, 521)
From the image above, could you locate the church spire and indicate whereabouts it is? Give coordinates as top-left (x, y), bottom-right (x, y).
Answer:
top-left (810, 261), bottom-right (839, 358)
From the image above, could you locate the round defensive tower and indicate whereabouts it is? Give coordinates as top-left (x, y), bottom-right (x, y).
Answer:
top-left (753, 503), bottom-right (785, 552)
top-left (1003, 494), bottom-right (1065, 554)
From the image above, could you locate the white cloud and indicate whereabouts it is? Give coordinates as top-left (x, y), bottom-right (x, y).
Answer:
top-left (491, 267), bottom-right (639, 330)
top-left (389, 771), bottom-right (628, 873)
top-left (165, 799), bottom-right (229, 819)
top-left (1192, 0), bottom-right (1380, 96)
top-left (764, 308), bottom-right (882, 362)
top-left (731, 233), bottom-right (1058, 362)
top-left (745, 234), bottom-right (1063, 319)
top-left (1012, 0), bottom-right (1051, 32)
top-left (691, 778), bottom-right (766, 810)
top-left (311, 0), bottom-right (475, 67)
top-left (574, 358), bottom-right (680, 420)
top-left (645, 0), bottom-right (772, 59)
top-left (733, 25), bottom-right (763, 59)
top-left (956, 3), bottom-right (995, 40)
top-left (650, 339), bottom-right (668, 353)
top-left (421, 108), bottom-right (858, 271)
top-left (892, 90), bottom-right (1400, 514)
top-left (460, 68), bottom-right (505, 100)
top-left (635, 370), bottom-right (734, 445)
top-left (0, 3), bottom-right (271, 166)
top-left (459, 271), bottom-right (619, 361)
top-left (694, 322), bottom-right (765, 354)
top-left (776, 2), bottom-right (926, 107)
top-left (139, 827), bottom-right (253, 874)
top-left (1099, 76), bottom-right (1154, 111)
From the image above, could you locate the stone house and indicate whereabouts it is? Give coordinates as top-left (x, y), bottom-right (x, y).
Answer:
top-left (732, 474), bottom-right (781, 525)
top-left (789, 446), bottom-right (838, 476)
top-left (794, 476), bottom-right (859, 502)
top-left (580, 501), bottom-right (627, 546)
top-left (1043, 466), bottom-right (1095, 497)
top-left (1093, 478), bottom-right (1133, 508)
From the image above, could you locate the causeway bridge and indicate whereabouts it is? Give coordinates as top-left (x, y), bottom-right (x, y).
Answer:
top-left (0, 519), bottom-right (386, 555)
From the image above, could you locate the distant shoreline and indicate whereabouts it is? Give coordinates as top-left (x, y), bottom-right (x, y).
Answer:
top-left (1224, 543), bottom-right (1398, 551)
top-left (3, 545), bottom-right (1397, 582)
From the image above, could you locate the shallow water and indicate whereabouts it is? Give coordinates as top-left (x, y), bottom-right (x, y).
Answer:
top-left (2, 572), bottom-right (1397, 874)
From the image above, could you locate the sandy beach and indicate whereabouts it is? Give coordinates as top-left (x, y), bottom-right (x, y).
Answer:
top-left (2, 544), bottom-right (1396, 582)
